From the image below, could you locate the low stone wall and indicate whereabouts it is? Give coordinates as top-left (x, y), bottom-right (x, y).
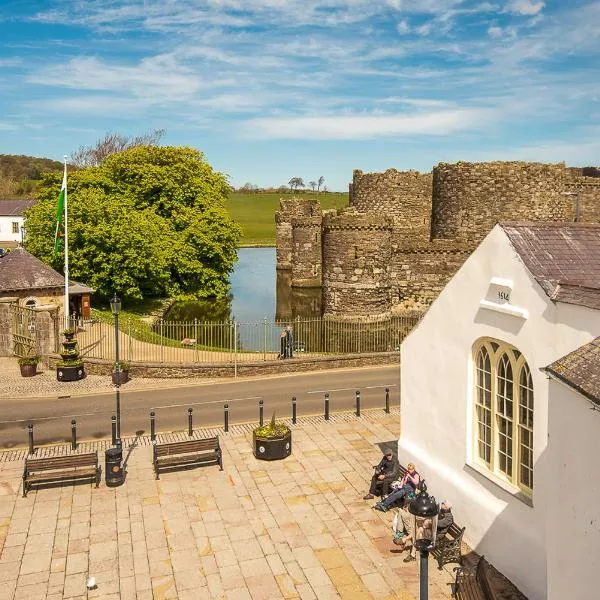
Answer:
top-left (50, 352), bottom-right (400, 378)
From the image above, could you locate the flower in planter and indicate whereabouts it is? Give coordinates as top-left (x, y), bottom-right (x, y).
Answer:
top-left (63, 327), bottom-right (76, 336)
top-left (18, 355), bottom-right (40, 366)
top-left (56, 358), bottom-right (84, 368)
top-left (253, 412), bottom-right (290, 440)
top-left (112, 361), bottom-right (130, 372)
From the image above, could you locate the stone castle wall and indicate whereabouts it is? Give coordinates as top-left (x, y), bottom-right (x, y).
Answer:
top-left (431, 162), bottom-right (570, 242)
top-left (275, 160), bottom-right (600, 318)
top-left (351, 169), bottom-right (432, 240)
top-left (322, 211), bottom-right (393, 317)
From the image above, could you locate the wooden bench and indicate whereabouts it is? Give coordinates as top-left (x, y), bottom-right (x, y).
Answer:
top-left (433, 521), bottom-right (466, 569)
top-left (153, 437), bottom-right (223, 479)
top-left (22, 452), bottom-right (100, 497)
top-left (453, 556), bottom-right (499, 600)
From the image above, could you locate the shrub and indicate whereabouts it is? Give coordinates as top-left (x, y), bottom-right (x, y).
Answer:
top-left (18, 355), bottom-right (40, 366)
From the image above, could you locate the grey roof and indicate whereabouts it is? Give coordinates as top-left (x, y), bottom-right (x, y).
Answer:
top-left (501, 222), bottom-right (600, 310)
top-left (544, 338), bottom-right (600, 406)
top-left (0, 199), bottom-right (36, 216)
top-left (0, 248), bottom-right (94, 293)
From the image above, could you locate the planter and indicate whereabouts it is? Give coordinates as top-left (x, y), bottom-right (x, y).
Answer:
top-left (19, 363), bottom-right (37, 377)
top-left (253, 429), bottom-right (292, 461)
top-left (57, 364), bottom-right (86, 382)
top-left (111, 370), bottom-right (129, 385)
top-left (62, 340), bottom-right (77, 351)
top-left (63, 332), bottom-right (75, 341)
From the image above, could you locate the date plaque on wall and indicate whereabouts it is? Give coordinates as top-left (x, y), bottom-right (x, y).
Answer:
top-left (479, 277), bottom-right (528, 319)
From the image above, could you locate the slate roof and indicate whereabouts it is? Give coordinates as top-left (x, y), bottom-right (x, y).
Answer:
top-left (501, 222), bottom-right (600, 310)
top-left (544, 338), bottom-right (600, 406)
top-left (0, 248), bottom-right (94, 293)
top-left (0, 199), bottom-right (36, 216)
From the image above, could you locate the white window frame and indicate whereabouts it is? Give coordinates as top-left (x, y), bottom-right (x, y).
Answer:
top-left (472, 338), bottom-right (533, 496)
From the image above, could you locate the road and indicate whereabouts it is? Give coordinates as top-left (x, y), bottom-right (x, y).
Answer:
top-left (0, 365), bottom-right (400, 448)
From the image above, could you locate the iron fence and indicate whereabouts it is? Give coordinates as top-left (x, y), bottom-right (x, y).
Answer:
top-left (62, 313), bottom-right (422, 365)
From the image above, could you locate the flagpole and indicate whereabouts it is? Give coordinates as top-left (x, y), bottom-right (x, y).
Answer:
top-left (63, 155), bottom-right (69, 322)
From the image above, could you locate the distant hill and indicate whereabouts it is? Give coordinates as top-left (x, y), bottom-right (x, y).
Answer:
top-left (0, 154), bottom-right (65, 198)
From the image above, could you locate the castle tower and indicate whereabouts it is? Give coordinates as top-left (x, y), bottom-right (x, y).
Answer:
top-left (431, 161), bottom-right (570, 242)
top-left (351, 169), bottom-right (432, 240)
top-left (322, 210), bottom-right (393, 318)
top-left (275, 198), bottom-right (320, 271)
top-left (291, 215), bottom-right (322, 288)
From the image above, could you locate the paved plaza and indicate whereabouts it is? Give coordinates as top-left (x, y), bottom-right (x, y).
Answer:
top-left (0, 411), bottom-right (457, 600)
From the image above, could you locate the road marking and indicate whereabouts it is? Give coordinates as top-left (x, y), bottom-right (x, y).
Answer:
top-left (307, 384), bottom-right (396, 394)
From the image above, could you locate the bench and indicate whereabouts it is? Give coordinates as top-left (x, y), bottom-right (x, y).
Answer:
top-left (22, 452), bottom-right (101, 497)
top-left (433, 521), bottom-right (466, 569)
top-left (153, 437), bottom-right (223, 479)
top-left (453, 556), bottom-right (499, 600)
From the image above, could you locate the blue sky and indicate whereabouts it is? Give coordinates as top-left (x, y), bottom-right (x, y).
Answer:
top-left (0, 0), bottom-right (599, 190)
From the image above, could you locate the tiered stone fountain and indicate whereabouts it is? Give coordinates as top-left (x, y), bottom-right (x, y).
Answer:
top-left (56, 328), bottom-right (86, 381)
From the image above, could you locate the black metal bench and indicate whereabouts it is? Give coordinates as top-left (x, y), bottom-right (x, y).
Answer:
top-left (453, 556), bottom-right (499, 599)
top-left (23, 452), bottom-right (101, 497)
top-left (433, 521), bottom-right (466, 569)
top-left (153, 437), bottom-right (223, 479)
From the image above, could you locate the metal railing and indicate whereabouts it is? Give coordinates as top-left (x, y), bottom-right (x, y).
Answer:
top-left (61, 313), bottom-right (422, 365)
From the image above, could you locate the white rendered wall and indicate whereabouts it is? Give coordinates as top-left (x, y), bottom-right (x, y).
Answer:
top-left (399, 225), bottom-right (600, 600)
top-left (546, 382), bottom-right (600, 600)
top-left (0, 215), bottom-right (23, 243)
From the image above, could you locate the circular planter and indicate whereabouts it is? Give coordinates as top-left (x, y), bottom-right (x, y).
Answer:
top-left (19, 364), bottom-right (37, 377)
top-left (63, 332), bottom-right (75, 341)
top-left (253, 429), bottom-right (292, 461)
top-left (111, 371), bottom-right (129, 385)
top-left (62, 340), bottom-right (77, 351)
top-left (57, 365), bottom-right (85, 382)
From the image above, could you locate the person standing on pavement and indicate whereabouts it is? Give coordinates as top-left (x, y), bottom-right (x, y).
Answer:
top-left (363, 450), bottom-right (399, 500)
top-left (392, 496), bottom-right (417, 563)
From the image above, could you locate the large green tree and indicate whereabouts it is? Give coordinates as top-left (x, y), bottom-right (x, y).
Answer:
top-left (25, 146), bottom-right (241, 300)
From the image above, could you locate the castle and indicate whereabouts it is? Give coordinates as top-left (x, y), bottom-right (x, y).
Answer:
top-left (275, 161), bottom-right (600, 322)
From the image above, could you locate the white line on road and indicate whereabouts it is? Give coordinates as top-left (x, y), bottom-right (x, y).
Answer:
top-left (306, 384), bottom-right (396, 394)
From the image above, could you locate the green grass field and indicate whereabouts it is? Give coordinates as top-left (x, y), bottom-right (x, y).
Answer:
top-left (225, 191), bottom-right (348, 246)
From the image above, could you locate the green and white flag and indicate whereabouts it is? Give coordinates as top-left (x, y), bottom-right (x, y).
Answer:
top-left (53, 169), bottom-right (66, 257)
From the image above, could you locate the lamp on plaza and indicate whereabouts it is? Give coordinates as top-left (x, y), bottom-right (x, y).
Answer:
top-left (409, 491), bottom-right (439, 600)
top-left (109, 293), bottom-right (122, 446)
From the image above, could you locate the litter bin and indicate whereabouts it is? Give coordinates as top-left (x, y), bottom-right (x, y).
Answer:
top-left (105, 446), bottom-right (124, 487)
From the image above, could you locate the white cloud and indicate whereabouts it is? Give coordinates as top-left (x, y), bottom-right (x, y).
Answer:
top-left (243, 108), bottom-right (494, 140)
top-left (416, 22), bottom-right (432, 36)
top-left (488, 26), bottom-right (503, 38)
top-left (507, 1), bottom-right (545, 16)
top-left (397, 19), bottom-right (410, 34)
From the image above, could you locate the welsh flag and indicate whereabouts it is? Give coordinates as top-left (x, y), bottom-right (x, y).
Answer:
top-left (53, 170), bottom-right (66, 257)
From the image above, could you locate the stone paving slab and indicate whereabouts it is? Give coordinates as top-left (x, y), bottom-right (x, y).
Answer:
top-left (0, 412), bottom-right (457, 600)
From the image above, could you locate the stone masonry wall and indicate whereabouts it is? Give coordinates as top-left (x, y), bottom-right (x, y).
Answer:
top-left (322, 210), bottom-right (393, 317)
top-left (351, 169), bottom-right (432, 241)
top-left (275, 198), bottom-right (320, 270)
top-left (291, 215), bottom-right (322, 287)
top-left (565, 176), bottom-right (600, 223)
top-left (431, 161), bottom-right (570, 242)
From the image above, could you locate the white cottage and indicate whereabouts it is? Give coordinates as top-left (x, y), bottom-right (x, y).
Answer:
top-left (0, 199), bottom-right (36, 247)
top-left (399, 222), bottom-right (600, 600)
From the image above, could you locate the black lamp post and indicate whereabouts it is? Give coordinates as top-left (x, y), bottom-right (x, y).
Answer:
top-left (109, 293), bottom-right (122, 447)
top-left (409, 491), bottom-right (439, 600)
top-left (20, 226), bottom-right (25, 247)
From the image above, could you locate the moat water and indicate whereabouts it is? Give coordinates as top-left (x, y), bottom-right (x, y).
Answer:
top-left (164, 247), bottom-right (277, 323)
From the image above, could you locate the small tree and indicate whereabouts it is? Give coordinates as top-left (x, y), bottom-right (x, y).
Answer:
top-left (317, 176), bottom-right (325, 193)
top-left (308, 181), bottom-right (317, 191)
top-left (288, 177), bottom-right (304, 190)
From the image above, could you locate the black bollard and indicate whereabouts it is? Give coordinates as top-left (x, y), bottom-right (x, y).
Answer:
top-left (324, 392), bottom-right (330, 421)
top-left (224, 404), bottom-right (229, 432)
top-left (385, 388), bottom-right (390, 414)
top-left (71, 419), bottom-right (77, 450)
top-left (111, 416), bottom-right (117, 446)
top-left (356, 390), bottom-right (361, 417)
top-left (150, 410), bottom-right (156, 442)
top-left (27, 424), bottom-right (34, 455)
top-left (259, 399), bottom-right (264, 426)
top-left (188, 407), bottom-right (193, 437)
top-left (292, 396), bottom-right (297, 425)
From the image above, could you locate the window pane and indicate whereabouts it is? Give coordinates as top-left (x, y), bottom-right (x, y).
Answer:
top-left (518, 364), bottom-right (534, 490)
top-left (475, 347), bottom-right (493, 465)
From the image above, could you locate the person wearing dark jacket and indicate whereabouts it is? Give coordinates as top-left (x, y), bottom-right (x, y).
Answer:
top-left (437, 501), bottom-right (454, 537)
top-left (363, 450), bottom-right (400, 499)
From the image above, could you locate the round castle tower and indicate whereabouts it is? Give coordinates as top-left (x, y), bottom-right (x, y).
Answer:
top-left (291, 215), bottom-right (322, 287)
top-left (275, 198), bottom-right (320, 270)
top-left (322, 210), bottom-right (393, 317)
top-left (431, 161), bottom-right (570, 242)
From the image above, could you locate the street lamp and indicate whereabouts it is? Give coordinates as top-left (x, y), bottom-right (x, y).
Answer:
top-left (109, 293), bottom-right (122, 446)
top-left (409, 491), bottom-right (439, 600)
top-left (20, 226), bottom-right (25, 247)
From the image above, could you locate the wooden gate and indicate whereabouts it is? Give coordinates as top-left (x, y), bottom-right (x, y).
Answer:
top-left (11, 304), bottom-right (37, 357)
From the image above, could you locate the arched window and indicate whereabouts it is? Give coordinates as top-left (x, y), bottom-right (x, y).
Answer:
top-left (473, 339), bottom-right (534, 494)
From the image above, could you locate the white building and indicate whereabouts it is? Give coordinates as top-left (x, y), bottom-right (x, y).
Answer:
top-left (399, 222), bottom-right (600, 600)
top-left (0, 199), bottom-right (36, 247)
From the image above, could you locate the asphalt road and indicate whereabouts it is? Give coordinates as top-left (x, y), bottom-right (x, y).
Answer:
top-left (0, 365), bottom-right (400, 448)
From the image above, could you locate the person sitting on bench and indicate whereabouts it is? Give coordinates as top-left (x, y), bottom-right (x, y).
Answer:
top-left (437, 500), bottom-right (454, 537)
top-left (373, 463), bottom-right (420, 511)
top-left (363, 450), bottom-right (399, 500)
